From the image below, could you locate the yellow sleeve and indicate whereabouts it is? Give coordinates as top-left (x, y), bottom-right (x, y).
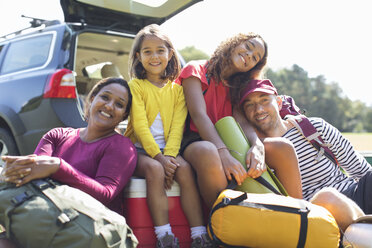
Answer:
top-left (163, 85), bottom-right (187, 157)
top-left (129, 80), bottom-right (161, 158)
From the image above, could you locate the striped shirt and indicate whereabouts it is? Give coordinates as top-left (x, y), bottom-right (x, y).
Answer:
top-left (283, 117), bottom-right (372, 200)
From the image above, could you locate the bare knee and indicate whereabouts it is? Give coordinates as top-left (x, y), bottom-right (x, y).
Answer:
top-left (174, 158), bottom-right (194, 184)
top-left (184, 141), bottom-right (222, 173)
top-left (263, 137), bottom-right (295, 156)
top-left (310, 188), bottom-right (340, 208)
top-left (263, 137), bottom-right (298, 170)
top-left (186, 141), bottom-right (218, 159)
top-left (175, 158), bottom-right (192, 175)
top-left (311, 187), bottom-right (363, 215)
top-left (137, 158), bottom-right (165, 181)
top-left (311, 188), bottom-right (364, 231)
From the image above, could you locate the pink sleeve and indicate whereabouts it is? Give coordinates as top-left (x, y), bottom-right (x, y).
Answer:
top-left (34, 128), bottom-right (62, 156)
top-left (176, 60), bottom-right (209, 92)
top-left (51, 137), bottom-right (137, 206)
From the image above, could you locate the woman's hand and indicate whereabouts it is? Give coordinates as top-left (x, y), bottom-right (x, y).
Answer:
top-left (1, 155), bottom-right (60, 186)
top-left (245, 142), bottom-right (266, 178)
top-left (154, 154), bottom-right (179, 189)
top-left (218, 148), bottom-right (247, 185)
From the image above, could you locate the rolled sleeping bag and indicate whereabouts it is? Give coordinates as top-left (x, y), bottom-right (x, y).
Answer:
top-left (215, 116), bottom-right (287, 195)
top-left (208, 189), bottom-right (340, 247)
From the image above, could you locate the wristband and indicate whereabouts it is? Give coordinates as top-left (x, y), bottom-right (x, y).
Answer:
top-left (217, 146), bottom-right (229, 151)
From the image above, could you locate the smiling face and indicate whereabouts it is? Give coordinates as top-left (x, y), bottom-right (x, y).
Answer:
top-left (137, 35), bottom-right (173, 83)
top-left (242, 91), bottom-right (282, 136)
top-left (231, 37), bottom-right (266, 73)
top-left (88, 83), bottom-right (129, 131)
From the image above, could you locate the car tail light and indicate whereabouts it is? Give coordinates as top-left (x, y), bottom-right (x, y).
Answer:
top-left (43, 69), bottom-right (77, 99)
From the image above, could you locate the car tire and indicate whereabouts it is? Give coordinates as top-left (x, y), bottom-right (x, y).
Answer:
top-left (0, 127), bottom-right (19, 159)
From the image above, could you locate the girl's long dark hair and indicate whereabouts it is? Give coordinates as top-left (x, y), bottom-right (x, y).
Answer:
top-left (128, 24), bottom-right (181, 82)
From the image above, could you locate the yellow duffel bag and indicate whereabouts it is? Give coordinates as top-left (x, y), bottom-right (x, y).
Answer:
top-left (208, 189), bottom-right (340, 248)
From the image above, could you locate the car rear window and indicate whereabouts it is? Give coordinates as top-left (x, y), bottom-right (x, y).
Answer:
top-left (1, 34), bottom-right (53, 74)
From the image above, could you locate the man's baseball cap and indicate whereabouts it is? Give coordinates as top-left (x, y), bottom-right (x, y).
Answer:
top-left (239, 79), bottom-right (278, 105)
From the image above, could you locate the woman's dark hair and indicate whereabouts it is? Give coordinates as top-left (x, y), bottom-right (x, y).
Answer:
top-left (128, 24), bottom-right (181, 82)
top-left (84, 77), bottom-right (132, 121)
top-left (207, 32), bottom-right (268, 86)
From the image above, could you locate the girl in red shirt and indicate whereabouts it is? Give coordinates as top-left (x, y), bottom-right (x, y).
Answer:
top-left (177, 33), bottom-right (303, 208)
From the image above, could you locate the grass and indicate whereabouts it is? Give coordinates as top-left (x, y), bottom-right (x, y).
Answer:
top-left (342, 133), bottom-right (372, 152)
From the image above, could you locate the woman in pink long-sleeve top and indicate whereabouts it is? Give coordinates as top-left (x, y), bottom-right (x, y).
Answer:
top-left (1, 77), bottom-right (137, 214)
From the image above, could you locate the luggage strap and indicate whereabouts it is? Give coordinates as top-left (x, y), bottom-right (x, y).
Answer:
top-left (227, 176), bottom-right (282, 196)
top-left (31, 179), bottom-right (80, 225)
top-left (8, 179), bottom-right (79, 226)
top-left (208, 192), bottom-right (310, 248)
top-left (6, 179), bottom-right (127, 247)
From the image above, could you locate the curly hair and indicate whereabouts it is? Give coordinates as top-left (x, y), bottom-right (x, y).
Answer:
top-left (84, 77), bottom-right (132, 121)
top-left (207, 32), bottom-right (268, 105)
top-left (208, 32), bottom-right (268, 83)
top-left (128, 24), bottom-right (181, 82)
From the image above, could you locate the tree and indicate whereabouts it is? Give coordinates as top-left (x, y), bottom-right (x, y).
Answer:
top-left (267, 64), bottom-right (372, 132)
top-left (178, 46), bottom-right (209, 62)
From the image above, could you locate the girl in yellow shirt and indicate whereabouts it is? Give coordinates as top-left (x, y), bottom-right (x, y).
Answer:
top-left (125, 24), bottom-right (211, 247)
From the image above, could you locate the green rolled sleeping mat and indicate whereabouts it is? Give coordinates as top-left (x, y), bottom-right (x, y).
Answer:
top-left (215, 116), bottom-right (287, 195)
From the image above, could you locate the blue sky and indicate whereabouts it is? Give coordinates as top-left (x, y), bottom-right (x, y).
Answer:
top-left (1, 0), bottom-right (372, 105)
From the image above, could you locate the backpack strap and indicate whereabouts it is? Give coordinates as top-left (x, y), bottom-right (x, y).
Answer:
top-left (286, 115), bottom-right (339, 166)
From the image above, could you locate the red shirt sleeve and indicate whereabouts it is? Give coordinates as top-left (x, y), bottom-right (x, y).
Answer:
top-left (176, 60), bottom-right (209, 92)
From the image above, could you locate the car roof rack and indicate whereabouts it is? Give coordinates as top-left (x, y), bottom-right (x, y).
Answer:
top-left (0, 15), bottom-right (61, 40)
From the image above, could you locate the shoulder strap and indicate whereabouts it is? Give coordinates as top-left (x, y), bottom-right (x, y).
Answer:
top-left (286, 115), bottom-right (339, 166)
top-left (203, 68), bottom-right (210, 95)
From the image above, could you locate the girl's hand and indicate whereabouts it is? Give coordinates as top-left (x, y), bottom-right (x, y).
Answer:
top-left (245, 143), bottom-right (266, 179)
top-left (164, 155), bottom-right (179, 177)
top-left (218, 149), bottom-right (247, 185)
top-left (2, 155), bottom-right (60, 187)
top-left (154, 154), bottom-right (179, 189)
top-left (164, 177), bottom-right (174, 190)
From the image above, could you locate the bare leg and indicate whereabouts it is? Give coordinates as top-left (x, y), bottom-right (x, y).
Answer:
top-left (174, 155), bottom-right (204, 227)
top-left (134, 154), bottom-right (168, 226)
top-left (263, 137), bottom-right (303, 199)
top-left (183, 141), bottom-right (227, 208)
top-left (310, 187), bottom-right (365, 232)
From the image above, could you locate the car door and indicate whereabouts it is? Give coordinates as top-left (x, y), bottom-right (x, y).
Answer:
top-left (60, 0), bottom-right (202, 34)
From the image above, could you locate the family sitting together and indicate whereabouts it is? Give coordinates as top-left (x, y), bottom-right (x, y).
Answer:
top-left (1, 23), bottom-right (371, 248)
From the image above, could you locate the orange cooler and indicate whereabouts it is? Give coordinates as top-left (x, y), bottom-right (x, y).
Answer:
top-left (122, 177), bottom-right (191, 247)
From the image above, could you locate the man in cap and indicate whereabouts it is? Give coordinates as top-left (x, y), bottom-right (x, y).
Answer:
top-left (239, 79), bottom-right (372, 231)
